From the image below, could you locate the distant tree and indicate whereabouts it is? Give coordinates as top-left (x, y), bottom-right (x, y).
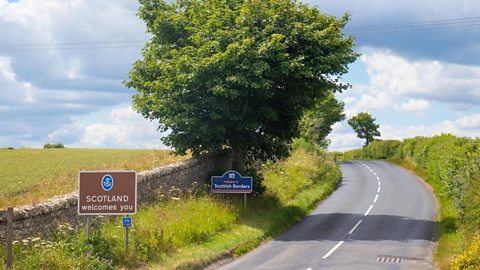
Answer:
top-left (44, 143), bottom-right (64, 149)
top-left (348, 112), bottom-right (381, 146)
top-left (299, 94), bottom-right (345, 148)
top-left (125, 0), bottom-right (358, 172)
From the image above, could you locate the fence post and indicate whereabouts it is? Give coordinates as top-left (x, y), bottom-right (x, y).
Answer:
top-left (6, 207), bottom-right (13, 269)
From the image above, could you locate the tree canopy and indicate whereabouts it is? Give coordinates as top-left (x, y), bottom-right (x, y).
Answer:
top-left (348, 112), bottom-right (381, 146)
top-left (299, 93), bottom-right (345, 148)
top-left (125, 0), bottom-right (358, 171)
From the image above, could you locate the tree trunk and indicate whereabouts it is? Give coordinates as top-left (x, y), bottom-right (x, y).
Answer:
top-left (232, 145), bottom-right (246, 173)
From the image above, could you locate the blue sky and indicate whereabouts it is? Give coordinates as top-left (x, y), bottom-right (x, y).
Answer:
top-left (1, 0), bottom-right (479, 150)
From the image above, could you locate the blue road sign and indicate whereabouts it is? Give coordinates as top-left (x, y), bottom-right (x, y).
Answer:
top-left (122, 216), bottom-right (132, 228)
top-left (211, 171), bottom-right (253, 193)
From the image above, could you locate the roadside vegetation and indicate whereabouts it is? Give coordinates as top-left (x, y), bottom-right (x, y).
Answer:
top-left (0, 148), bottom-right (187, 208)
top-left (338, 135), bottom-right (480, 269)
top-left (0, 140), bottom-right (341, 269)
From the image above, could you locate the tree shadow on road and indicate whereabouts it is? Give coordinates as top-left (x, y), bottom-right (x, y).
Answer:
top-left (275, 212), bottom-right (436, 243)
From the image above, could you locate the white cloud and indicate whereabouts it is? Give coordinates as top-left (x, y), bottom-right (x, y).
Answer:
top-left (327, 122), bottom-right (364, 152)
top-left (48, 106), bottom-right (167, 149)
top-left (361, 49), bottom-right (480, 106)
top-left (0, 0), bottom-right (149, 148)
top-left (339, 49), bottom-right (480, 119)
top-left (454, 114), bottom-right (480, 131)
top-left (398, 99), bottom-right (430, 112)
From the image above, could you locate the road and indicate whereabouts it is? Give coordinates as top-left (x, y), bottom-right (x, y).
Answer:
top-left (218, 160), bottom-right (437, 270)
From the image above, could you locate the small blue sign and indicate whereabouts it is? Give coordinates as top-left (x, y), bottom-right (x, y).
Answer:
top-left (123, 216), bottom-right (132, 228)
top-left (102, 174), bottom-right (114, 191)
top-left (211, 171), bottom-right (253, 193)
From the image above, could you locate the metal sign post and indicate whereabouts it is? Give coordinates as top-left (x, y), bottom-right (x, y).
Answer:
top-left (86, 216), bottom-right (92, 242)
top-left (122, 216), bottom-right (132, 257)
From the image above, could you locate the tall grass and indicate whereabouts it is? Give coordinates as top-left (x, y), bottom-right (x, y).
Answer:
top-left (1, 140), bottom-right (341, 269)
top-left (0, 149), bottom-right (187, 208)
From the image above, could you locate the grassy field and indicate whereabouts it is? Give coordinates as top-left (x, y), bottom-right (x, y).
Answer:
top-left (0, 148), bottom-right (188, 208)
top-left (0, 141), bottom-right (341, 269)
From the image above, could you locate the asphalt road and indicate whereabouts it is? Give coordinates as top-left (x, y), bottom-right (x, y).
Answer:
top-left (218, 160), bottom-right (437, 270)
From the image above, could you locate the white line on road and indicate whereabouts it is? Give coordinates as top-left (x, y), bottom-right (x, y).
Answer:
top-left (322, 241), bottom-right (345, 259)
top-left (376, 176), bottom-right (380, 181)
top-left (348, 220), bottom-right (363, 234)
top-left (374, 194), bottom-right (379, 203)
top-left (377, 186), bottom-right (381, 193)
top-left (364, 205), bottom-right (374, 216)
top-left (306, 268), bottom-right (312, 270)
top-left (378, 181), bottom-right (381, 186)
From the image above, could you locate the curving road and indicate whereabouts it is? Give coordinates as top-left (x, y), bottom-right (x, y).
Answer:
top-left (219, 160), bottom-right (437, 270)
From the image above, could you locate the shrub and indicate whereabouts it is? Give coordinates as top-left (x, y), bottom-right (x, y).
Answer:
top-left (451, 233), bottom-right (480, 270)
top-left (44, 143), bottom-right (65, 149)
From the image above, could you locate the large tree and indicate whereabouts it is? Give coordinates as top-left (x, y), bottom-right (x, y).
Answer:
top-left (299, 93), bottom-right (345, 148)
top-left (125, 0), bottom-right (358, 172)
top-left (348, 112), bottom-right (381, 146)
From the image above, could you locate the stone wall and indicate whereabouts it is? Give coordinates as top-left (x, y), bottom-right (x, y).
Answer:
top-left (0, 152), bottom-right (232, 241)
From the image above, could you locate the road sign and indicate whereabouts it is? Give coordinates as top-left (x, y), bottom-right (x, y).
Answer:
top-left (211, 170), bottom-right (253, 193)
top-left (122, 217), bottom-right (132, 228)
top-left (78, 171), bottom-right (137, 215)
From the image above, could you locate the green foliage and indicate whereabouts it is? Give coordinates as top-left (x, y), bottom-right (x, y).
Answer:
top-left (263, 140), bottom-right (337, 204)
top-left (347, 112), bottom-right (381, 146)
top-left (126, 0), bottom-right (358, 170)
top-left (43, 143), bottom-right (65, 149)
top-left (341, 134), bottom-right (480, 269)
top-left (299, 93), bottom-right (345, 148)
top-left (353, 140), bottom-right (401, 160)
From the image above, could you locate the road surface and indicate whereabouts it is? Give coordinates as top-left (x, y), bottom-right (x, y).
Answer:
top-left (219, 160), bottom-right (437, 270)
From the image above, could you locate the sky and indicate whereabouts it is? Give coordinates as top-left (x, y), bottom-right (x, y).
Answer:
top-left (1, 0), bottom-right (479, 150)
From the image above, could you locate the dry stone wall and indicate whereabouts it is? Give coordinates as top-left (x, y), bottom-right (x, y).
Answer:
top-left (0, 152), bottom-right (232, 241)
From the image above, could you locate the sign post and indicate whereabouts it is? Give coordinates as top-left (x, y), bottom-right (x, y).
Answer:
top-left (78, 171), bottom-right (137, 249)
top-left (122, 216), bottom-right (132, 257)
top-left (211, 171), bottom-right (253, 207)
top-left (86, 216), bottom-right (92, 242)
top-left (2, 207), bottom-right (13, 269)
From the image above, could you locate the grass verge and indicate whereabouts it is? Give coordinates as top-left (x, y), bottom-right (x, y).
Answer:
top-left (389, 158), bottom-right (463, 270)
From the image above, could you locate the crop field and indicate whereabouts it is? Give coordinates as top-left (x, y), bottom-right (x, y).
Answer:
top-left (0, 148), bottom-right (188, 208)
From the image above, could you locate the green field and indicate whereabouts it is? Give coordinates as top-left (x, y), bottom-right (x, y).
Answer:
top-left (0, 148), bottom-right (188, 209)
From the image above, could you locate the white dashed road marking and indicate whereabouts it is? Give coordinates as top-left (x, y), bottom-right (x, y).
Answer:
top-left (322, 241), bottom-right (345, 259)
top-left (348, 220), bottom-right (363, 235)
top-left (364, 205), bottom-right (374, 216)
top-left (323, 161), bottom-right (383, 259)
